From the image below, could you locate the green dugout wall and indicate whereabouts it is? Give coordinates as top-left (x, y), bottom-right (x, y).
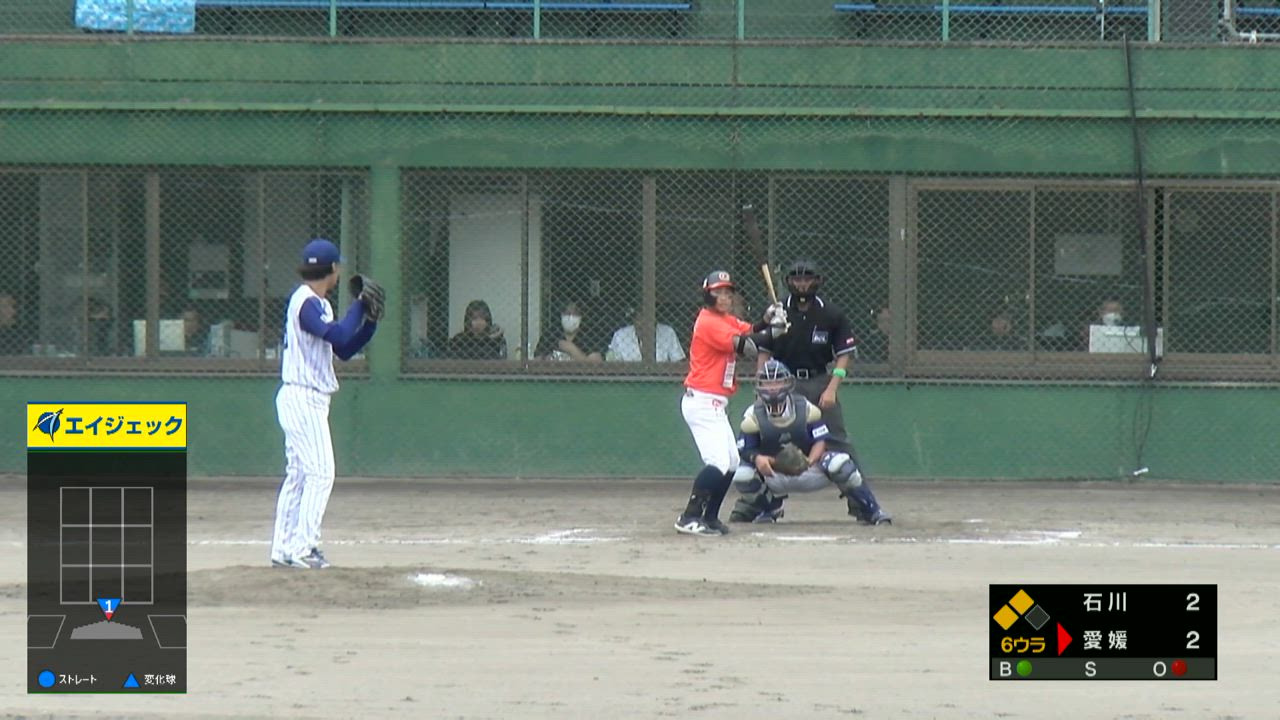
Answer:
top-left (2, 378), bottom-right (1275, 481)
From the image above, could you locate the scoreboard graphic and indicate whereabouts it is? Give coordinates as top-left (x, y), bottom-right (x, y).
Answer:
top-left (989, 584), bottom-right (1217, 681)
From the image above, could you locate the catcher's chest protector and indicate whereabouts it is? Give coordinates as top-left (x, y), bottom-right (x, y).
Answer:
top-left (753, 397), bottom-right (812, 454)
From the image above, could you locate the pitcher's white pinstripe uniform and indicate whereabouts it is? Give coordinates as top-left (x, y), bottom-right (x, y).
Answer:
top-left (271, 285), bottom-right (338, 562)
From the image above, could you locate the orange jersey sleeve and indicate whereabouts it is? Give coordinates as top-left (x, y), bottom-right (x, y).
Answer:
top-left (684, 309), bottom-right (755, 396)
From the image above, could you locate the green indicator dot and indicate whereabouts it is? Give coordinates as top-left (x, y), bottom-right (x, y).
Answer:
top-left (1016, 660), bottom-right (1033, 677)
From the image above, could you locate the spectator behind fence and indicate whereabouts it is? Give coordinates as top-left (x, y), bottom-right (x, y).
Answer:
top-left (86, 298), bottom-right (114, 356)
top-left (970, 311), bottom-right (1024, 351)
top-left (180, 307), bottom-right (211, 356)
top-left (607, 305), bottom-right (685, 363)
top-left (1078, 298), bottom-right (1125, 350)
top-left (0, 292), bottom-right (31, 355)
top-left (858, 305), bottom-right (891, 363)
top-left (445, 299), bottom-right (508, 360)
top-left (1096, 298), bottom-right (1125, 327)
top-left (731, 291), bottom-right (752, 323)
top-left (536, 300), bottom-right (604, 362)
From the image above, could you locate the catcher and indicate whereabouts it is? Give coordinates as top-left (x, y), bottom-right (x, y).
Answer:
top-left (729, 360), bottom-right (874, 524)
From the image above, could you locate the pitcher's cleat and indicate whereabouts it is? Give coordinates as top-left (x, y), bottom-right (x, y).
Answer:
top-left (272, 553), bottom-right (312, 569)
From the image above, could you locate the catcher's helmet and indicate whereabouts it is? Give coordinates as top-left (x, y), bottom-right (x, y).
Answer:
top-left (702, 270), bottom-right (735, 306)
top-left (786, 259), bottom-right (822, 301)
top-left (756, 359), bottom-right (795, 417)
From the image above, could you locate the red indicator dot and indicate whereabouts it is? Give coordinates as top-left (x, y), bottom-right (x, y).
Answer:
top-left (1172, 660), bottom-right (1188, 677)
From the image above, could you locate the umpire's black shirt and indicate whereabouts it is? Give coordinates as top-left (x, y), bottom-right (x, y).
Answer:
top-left (759, 294), bottom-right (858, 376)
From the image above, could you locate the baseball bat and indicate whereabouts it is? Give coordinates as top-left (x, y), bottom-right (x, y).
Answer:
top-left (741, 204), bottom-right (778, 305)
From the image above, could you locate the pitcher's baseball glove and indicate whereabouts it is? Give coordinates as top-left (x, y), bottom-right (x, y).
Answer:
top-left (772, 443), bottom-right (809, 475)
top-left (349, 274), bottom-right (386, 323)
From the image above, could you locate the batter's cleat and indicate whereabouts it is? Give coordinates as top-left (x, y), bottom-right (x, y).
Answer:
top-left (674, 515), bottom-right (720, 536)
top-left (702, 517), bottom-right (731, 535)
top-left (307, 548), bottom-right (331, 569)
top-left (272, 553), bottom-right (312, 569)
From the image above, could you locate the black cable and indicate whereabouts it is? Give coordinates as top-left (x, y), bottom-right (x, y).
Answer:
top-left (1122, 33), bottom-right (1158, 477)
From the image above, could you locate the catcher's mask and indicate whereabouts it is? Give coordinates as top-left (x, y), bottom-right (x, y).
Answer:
top-left (756, 359), bottom-right (795, 417)
top-left (786, 259), bottom-right (822, 302)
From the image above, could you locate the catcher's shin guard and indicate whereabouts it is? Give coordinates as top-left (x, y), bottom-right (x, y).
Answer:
top-left (823, 452), bottom-right (888, 523)
top-left (844, 481), bottom-right (891, 525)
top-left (729, 492), bottom-right (765, 522)
top-left (729, 466), bottom-right (766, 522)
top-left (730, 491), bottom-right (786, 523)
top-left (822, 451), bottom-right (861, 489)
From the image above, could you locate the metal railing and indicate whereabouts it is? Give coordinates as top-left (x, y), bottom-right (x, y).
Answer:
top-left (1, 0), bottom-right (1248, 42)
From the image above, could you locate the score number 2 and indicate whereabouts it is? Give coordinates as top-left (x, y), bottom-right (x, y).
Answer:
top-left (1186, 593), bottom-right (1199, 650)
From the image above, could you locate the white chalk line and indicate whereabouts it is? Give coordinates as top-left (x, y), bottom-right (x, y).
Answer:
top-left (187, 528), bottom-right (629, 547)
top-left (7, 528), bottom-right (1279, 551)
top-left (409, 572), bottom-right (480, 589)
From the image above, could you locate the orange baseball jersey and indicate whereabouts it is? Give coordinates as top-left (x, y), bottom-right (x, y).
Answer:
top-left (684, 308), bottom-right (754, 396)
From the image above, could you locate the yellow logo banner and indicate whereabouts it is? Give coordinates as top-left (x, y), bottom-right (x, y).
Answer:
top-left (27, 403), bottom-right (187, 449)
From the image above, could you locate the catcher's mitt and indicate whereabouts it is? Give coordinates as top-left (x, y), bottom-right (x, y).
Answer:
top-left (772, 443), bottom-right (809, 475)
top-left (349, 274), bottom-right (386, 323)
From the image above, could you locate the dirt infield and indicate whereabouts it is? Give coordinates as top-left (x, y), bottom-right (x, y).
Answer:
top-left (1, 477), bottom-right (1277, 719)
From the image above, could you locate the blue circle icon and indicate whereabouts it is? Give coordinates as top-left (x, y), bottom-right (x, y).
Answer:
top-left (35, 410), bottom-right (62, 442)
top-left (38, 670), bottom-right (55, 688)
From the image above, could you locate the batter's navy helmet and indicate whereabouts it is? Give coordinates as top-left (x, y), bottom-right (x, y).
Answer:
top-left (702, 270), bottom-right (735, 306)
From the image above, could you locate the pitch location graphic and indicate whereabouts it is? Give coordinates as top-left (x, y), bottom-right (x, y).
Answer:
top-left (60, 486), bottom-right (154, 642)
top-left (27, 402), bottom-right (187, 694)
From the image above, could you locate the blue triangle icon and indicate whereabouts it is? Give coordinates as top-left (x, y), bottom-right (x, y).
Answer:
top-left (123, 673), bottom-right (140, 689)
top-left (97, 598), bottom-right (120, 619)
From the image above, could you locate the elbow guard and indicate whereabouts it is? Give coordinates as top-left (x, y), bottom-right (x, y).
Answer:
top-left (733, 334), bottom-right (757, 358)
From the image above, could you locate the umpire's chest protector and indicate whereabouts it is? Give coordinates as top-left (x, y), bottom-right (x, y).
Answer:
top-left (753, 397), bottom-right (812, 454)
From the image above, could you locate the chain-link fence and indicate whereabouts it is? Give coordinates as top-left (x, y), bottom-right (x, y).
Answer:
top-left (0, 169), bottom-right (369, 373)
top-left (0, 0), bottom-right (1259, 42)
top-left (4, 163), bottom-right (1280, 383)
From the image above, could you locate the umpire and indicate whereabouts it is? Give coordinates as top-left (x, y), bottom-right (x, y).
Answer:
top-left (757, 259), bottom-right (892, 525)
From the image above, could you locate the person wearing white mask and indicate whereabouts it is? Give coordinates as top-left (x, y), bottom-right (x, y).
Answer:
top-left (536, 300), bottom-right (604, 362)
top-left (1098, 299), bottom-right (1124, 327)
top-left (1076, 298), bottom-right (1127, 351)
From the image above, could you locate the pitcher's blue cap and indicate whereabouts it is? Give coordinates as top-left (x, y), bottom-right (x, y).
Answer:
top-left (300, 238), bottom-right (342, 267)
